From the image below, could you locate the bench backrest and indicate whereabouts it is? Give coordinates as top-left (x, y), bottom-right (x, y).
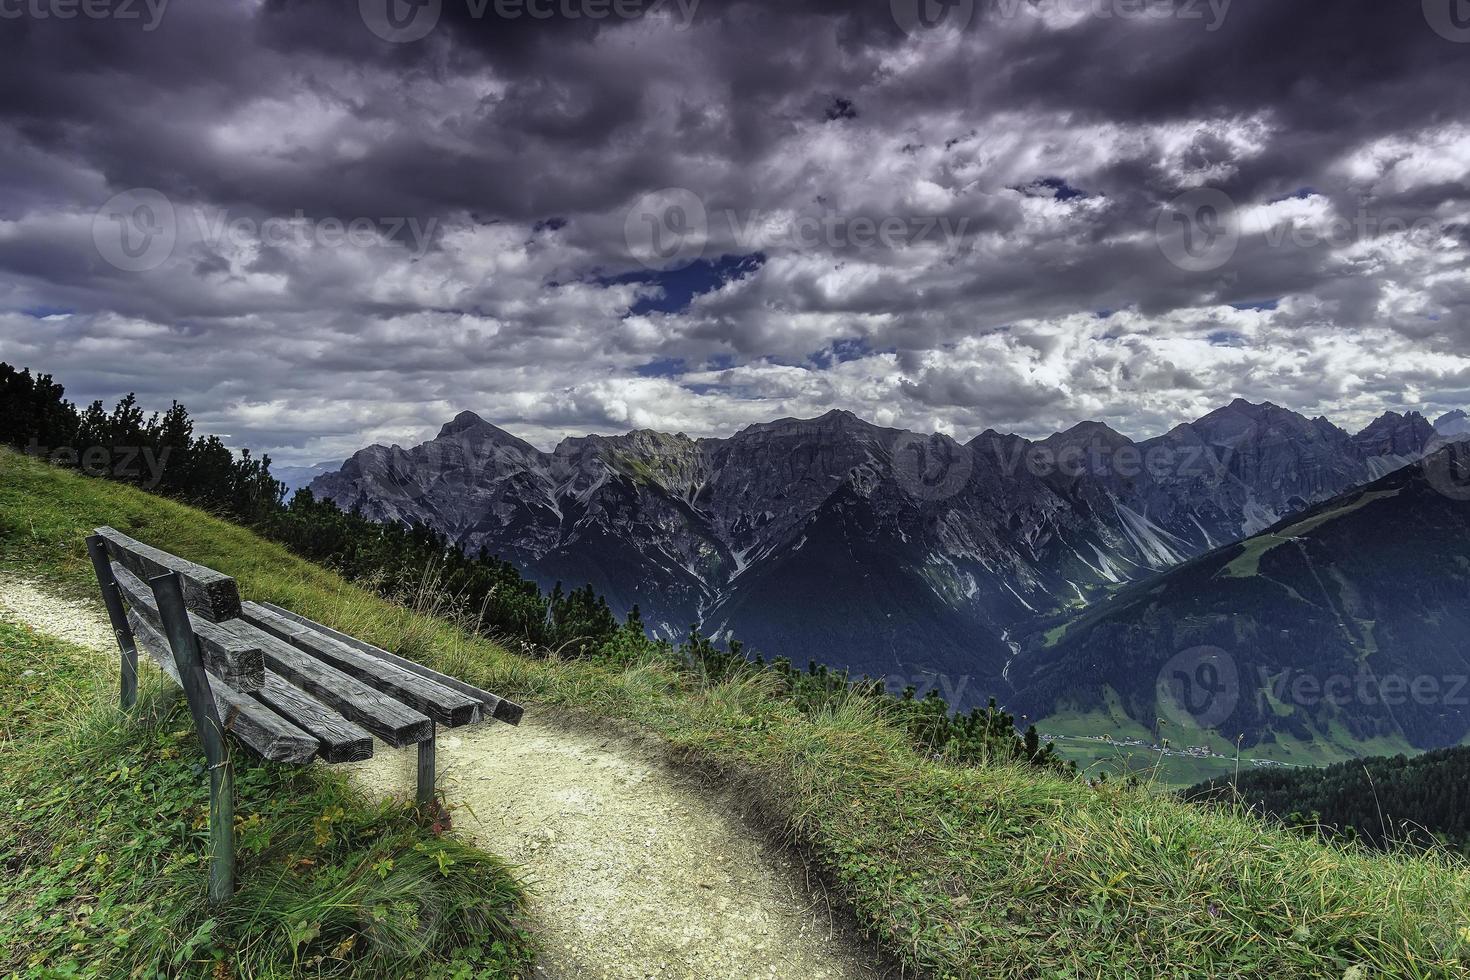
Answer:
top-left (95, 526), bottom-right (242, 622)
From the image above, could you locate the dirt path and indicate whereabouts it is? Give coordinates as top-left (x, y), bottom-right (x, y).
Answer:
top-left (0, 575), bottom-right (115, 652)
top-left (0, 574), bottom-right (885, 980)
top-left (346, 720), bottom-right (881, 980)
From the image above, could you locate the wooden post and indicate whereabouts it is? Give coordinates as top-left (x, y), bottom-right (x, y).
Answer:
top-left (151, 572), bottom-right (234, 904)
top-left (86, 534), bottom-right (138, 710)
top-left (417, 723), bottom-right (436, 808)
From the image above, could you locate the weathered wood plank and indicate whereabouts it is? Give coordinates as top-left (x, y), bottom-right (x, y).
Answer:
top-left (111, 562), bottom-right (265, 691)
top-left (217, 619), bottom-right (433, 748)
top-left (129, 610), bottom-right (319, 765)
top-left (96, 526), bottom-right (242, 622)
top-left (240, 603), bottom-right (480, 728)
top-left (250, 673), bottom-right (374, 764)
top-left (257, 601), bottom-right (525, 726)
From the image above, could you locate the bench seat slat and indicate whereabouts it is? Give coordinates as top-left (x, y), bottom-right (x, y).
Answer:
top-left (217, 620), bottom-right (433, 748)
top-left (98, 526), bottom-right (242, 622)
top-left (112, 563), bottom-right (265, 692)
top-left (256, 602), bottom-right (524, 726)
top-left (129, 610), bottom-right (318, 765)
top-left (240, 603), bottom-right (479, 728)
top-left (250, 675), bottom-right (374, 764)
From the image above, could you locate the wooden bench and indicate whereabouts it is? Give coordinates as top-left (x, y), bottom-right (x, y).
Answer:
top-left (85, 527), bottom-right (523, 903)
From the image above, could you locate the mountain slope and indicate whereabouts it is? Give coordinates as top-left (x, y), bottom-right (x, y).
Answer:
top-left (1011, 450), bottom-right (1470, 758)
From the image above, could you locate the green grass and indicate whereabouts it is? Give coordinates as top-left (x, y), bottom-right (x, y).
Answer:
top-left (1223, 490), bottom-right (1400, 578)
top-left (1040, 685), bottom-right (1424, 788)
top-left (0, 610), bottom-right (532, 976)
top-left (6, 449), bottom-right (1470, 978)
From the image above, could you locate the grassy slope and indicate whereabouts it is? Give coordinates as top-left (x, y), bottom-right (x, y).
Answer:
top-left (0, 615), bottom-right (532, 978)
top-left (5, 449), bottom-right (1470, 978)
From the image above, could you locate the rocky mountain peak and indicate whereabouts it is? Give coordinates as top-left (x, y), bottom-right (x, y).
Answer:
top-left (438, 410), bottom-right (490, 438)
top-left (1352, 410), bottom-right (1436, 458)
top-left (435, 412), bottom-right (542, 456)
top-left (1042, 420), bottom-right (1132, 448)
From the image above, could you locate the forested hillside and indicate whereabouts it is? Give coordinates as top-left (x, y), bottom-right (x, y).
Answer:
top-left (1185, 747), bottom-right (1470, 852)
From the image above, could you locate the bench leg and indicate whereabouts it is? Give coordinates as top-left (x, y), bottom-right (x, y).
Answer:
top-left (86, 535), bottom-right (138, 710)
top-left (151, 571), bottom-right (234, 903)
top-left (209, 759), bottom-right (235, 905)
top-left (417, 723), bottom-right (436, 808)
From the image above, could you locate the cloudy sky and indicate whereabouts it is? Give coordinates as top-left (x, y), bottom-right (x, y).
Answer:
top-left (1, 0), bottom-right (1469, 463)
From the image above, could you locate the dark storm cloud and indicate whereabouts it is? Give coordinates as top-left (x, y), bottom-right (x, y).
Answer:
top-left (0, 0), bottom-right (1467, 461)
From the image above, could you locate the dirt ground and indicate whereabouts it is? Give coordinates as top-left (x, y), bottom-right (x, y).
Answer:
top-left (346, 720), bottom-right (884, 979)
top-left (0, 573), bottom-right (886, 980)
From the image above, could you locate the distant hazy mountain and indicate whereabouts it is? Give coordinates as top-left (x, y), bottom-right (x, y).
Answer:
top-left (311, 399), bottom-right (1448, 701)
top-left (1437, 409), bottom-right (1470, 438)
top-left (274, 461), bottom-right (344, 495)
top-left (1011, 450), bottom-right (1470, 756)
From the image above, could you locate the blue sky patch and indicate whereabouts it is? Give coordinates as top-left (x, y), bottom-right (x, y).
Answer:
top-left (601, 253), bottom-right (765, 316)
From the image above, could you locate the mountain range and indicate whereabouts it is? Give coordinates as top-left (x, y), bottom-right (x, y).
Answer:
top-left (310, 400), bottom-right (1468, 742)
